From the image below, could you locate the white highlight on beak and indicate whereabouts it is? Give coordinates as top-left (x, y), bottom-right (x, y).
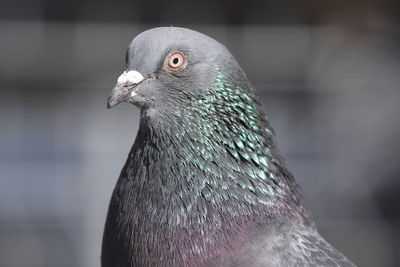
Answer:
top-left (117, 70), bottom-right (144, 85)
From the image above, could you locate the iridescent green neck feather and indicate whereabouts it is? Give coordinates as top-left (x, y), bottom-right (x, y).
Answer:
top-left (126, 69), bottom-right (307, 223)
top-left (102, 69), bottom-right (311, 267)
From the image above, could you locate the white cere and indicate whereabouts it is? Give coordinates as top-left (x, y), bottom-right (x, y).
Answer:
top-left (117, 70), bottom-right (144, 85)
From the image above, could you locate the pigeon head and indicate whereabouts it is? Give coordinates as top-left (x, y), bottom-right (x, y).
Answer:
top-left (107, 27), bottom-right (245, 116)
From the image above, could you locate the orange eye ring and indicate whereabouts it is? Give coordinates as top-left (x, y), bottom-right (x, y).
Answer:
top-left (167, 52), bottom-right (185, 69)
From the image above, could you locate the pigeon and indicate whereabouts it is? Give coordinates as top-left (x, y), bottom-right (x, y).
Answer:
top-left (102, 27), bottom-right (356, 267)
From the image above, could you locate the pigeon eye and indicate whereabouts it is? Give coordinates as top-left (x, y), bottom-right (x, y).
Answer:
top-left (167, 52), bottom-right (185, 70)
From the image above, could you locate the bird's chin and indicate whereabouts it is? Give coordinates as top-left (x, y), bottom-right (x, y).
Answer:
top-left (128, 92), bottom-right (151, 109)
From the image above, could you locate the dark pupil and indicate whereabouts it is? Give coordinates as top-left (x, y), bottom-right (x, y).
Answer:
top-left (173, 57), bottom-right (179, 65)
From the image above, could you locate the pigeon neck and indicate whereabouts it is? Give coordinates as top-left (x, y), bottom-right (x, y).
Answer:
top-left (104, 72), bottom-right (312, 264)
top-left (128, 71), bottom-right (306, 219)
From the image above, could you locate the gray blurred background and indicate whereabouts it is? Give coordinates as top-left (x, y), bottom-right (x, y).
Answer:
top-left (1, 0), bottom-right (400, 266)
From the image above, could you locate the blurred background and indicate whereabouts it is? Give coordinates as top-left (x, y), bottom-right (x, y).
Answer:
top-left (1, 0), bottom-right (400, 266)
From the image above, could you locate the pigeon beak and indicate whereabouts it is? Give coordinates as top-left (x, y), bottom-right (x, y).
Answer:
top-left (107, 70), bottom-right (145, 109)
